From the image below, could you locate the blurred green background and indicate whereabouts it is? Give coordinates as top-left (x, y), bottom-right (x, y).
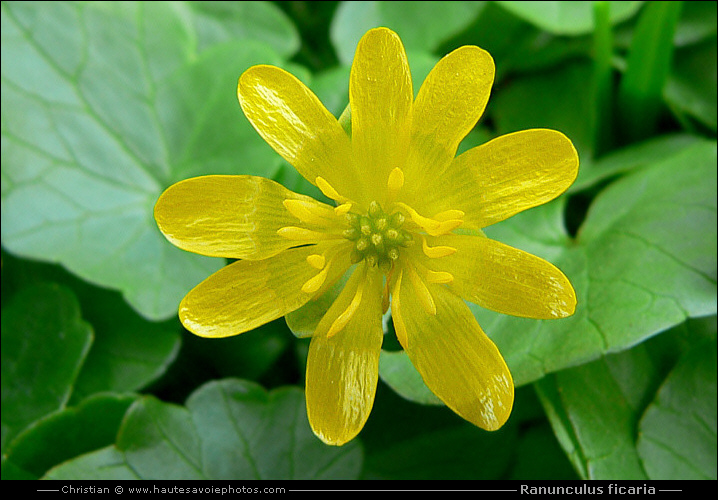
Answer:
top-left (1, 1), bottom-right (716, 480)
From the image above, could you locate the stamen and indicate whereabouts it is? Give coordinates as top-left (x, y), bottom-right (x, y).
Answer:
top-left (433, 218), bottom-right (464, 235)
top-left (334, 202), bottom-right (353, 216)
top-left (327, 267), bottom-right (366, 338)
top-left (315, 176), bottom-right (350, 204)
top-left (391, 270), bottom-right (409, 349)
top-left (389, 212), bottom-right (405, 227)
top-left (426, 270), bottom-right (454, 284)
top-left (302, 268), bottom-right (328, 294)
top-left (301, 244), bottom-right (350, 295)
top-left (277, 227), bottom-right (342, 241)
top-left (306, 254), bottom-right (325, 269)
top-left (407, 263), bottom-right (436, 316)
top-left (356, 238), bottom-right (370, 252)
top-left (387, 167), bottom-right (405, 200)
top-left (433, 209), bottom-right (465, 222)
top-left (393, 203), bottom-right (464, 236)
top-left (342, 227), bottom-right (360, 240)
top-left (371, 233), bottom-right (383, 248)
top-left (359, 216), bottom-right (373, 236)
top-left (420, 235), bottom-right (457, 258)
top-left (368, 201), bottom-right (383, 218)
top-left (394, 202), bottom-right (441, 233)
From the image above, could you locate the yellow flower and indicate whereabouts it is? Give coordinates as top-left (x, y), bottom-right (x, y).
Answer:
top-left (154, 28), bottom-right (578, 446)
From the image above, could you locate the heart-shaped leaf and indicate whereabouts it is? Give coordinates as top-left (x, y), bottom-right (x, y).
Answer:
top-left (45, 379), bottom-right (363, 479)
top-left (1, 283), bottom-right (93, 453)
top-left (637, 339), bottom-right (717, 479)
top-left (1, 2), bottom-right (295, 320)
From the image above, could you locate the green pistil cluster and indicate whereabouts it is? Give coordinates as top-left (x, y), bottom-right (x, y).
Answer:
top-left (343, 201), bottom-right (413, 271)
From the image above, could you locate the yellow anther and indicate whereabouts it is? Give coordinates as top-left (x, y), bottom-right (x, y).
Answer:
top-left (334, 202), bottom-right (353, 216)
top-left (360, 219), bottom-right (372, 235)
top-left (277, 227), bottom-right (341, 241)
top-left (306, 254), bottom-right (326, 269)
top-left (391, 270), bottom-right (409, 349)
top-left (356, 238), bottom-right (370, 252)
top-left (387, 167), bottom-right (405, 200)
top-left (433, 209), bottom-right (465, 222)
top-left (426, 270), bottom-right (454, 284)
top-left (301, 268), bottom-right (328, 294)
top-left (407, 263), bottom-right (436, 316)
top-left (301, 243), bottom-right (352, 295)
top-left (315, 176), bottom-right (350, 204)
top-left (327, 270), bottom-right (366, 338)
top-left (430, 218), bottom-right (464, 236)
top-left (421, 235), bottom-right (457, 258)
top-left (394, 202), bottom-right (441, 233)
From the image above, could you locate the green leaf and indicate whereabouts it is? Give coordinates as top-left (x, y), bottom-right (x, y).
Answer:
top-left (673, 0), bottom-right (717, 46)
top-left (330, 1), bottom-right (485, 65)
top-left (637, 339), bottom-right (717, 479)
top-left (570, 133), bottom-right (701, 193)
top-left (495, 1), bottom-right (644, 35)
top-left (0, 1), bottom-right (293, 320)
top-left (491, 60), bottom-right (596, 162)
top-left (69, 284), bottom-right (181, 400)
top-left (119, 395), bottom-right (204, 479)
top-left (2, 393), bottom-right (136, 479)
top-left (1, 283), bottom-right (93, 453)
top-left (536, 317), bottom-right (716, 479)
top-left (187, 1), bottom-right (300, 57)
top-left (44, 446), bottom-right (140, 480)
top-left (0, 252), bottom-right (181, 401)
top-left (665, 37), bottom-right (718, 132)
top-left (535, 345), bottom-right (656, 479)
top-left (45, 379), bottom-right (363, 479)
top-left (590, 1), bottom-right (615, 155)
top-left (479, 140), bottom-right (717, 386)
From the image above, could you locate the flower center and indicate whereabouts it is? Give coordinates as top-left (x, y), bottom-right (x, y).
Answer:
top-left (342, 201), bottom-right (413, 272)
top-left (278, 168), bottom-right (465, 317)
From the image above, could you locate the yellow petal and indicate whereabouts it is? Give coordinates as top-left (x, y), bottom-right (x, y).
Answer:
top-left (404, 45), bottom-right (494, 200)
top-left (391, 277), bottom-right (514, 431)
top-left (238, 65), bottom-right (360, 199)
top-left (306, 264), bottom-right (384, 445)
top-left (180, 244), bottom-right (348, 338)
top-left (155, 175), bottom-right (324, 260)
top-left (431, 234), bottom-right (577, 319)
top-left (422, 129), bottom-right (579, 228)
top-left (350, 27), bottom-right (413, 205)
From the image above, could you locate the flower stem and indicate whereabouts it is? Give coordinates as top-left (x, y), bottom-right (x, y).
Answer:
top-left (617, 1), bottom-right (683, 144)
top-left (591, 1), bottom-right (614, 156)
